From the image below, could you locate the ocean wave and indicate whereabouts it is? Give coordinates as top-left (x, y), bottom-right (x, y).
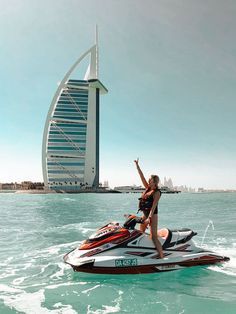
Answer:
top-left (53, 222), bottom-right (96, 236)
top-left (22, 240), bottom-right (81, 259)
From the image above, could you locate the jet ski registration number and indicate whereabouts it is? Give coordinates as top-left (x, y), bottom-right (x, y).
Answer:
top-left (115, 259), bottom-right (137, 267)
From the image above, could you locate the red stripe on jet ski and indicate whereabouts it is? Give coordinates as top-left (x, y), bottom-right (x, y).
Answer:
top-left (154, 255), bottom-right (229, 268)
top-left (176, 255), bottom-right (229, 267)
top-left (79, 230), bottom-right (141, 250)
top-left (72, 265), bottom-right (162, 274)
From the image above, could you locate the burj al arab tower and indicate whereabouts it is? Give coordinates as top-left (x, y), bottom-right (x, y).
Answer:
top-left (42, 30), bottom-right (108, 192)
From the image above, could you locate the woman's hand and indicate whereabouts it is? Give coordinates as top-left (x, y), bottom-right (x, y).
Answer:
top-left (134, 158), bottom-right (139, 167)
top-left (145, 217), bottom-right (151, 226)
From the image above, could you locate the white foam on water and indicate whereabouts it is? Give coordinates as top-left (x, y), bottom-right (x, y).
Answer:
top-left (87, 304), bottom-right (120, 314)
top-left (208, 266), bottom-right (236, 277)
top-left (62, 198), bottom-right (76, 202)
top-left (206, 244), bottom-right (236, 277)
top-left (0, 267), bottom-right (17, 279)
top-left (0, 284), bottom-right (22, 293)
top-left (22, 262), bottom-right (33, 270)
top-left (68, 221), bottom-right (96, 235)
top-left (59, 223), bottom-right (82, 230)
top-left (22, 240), bottom-right (80, 260)
top-left (158, 301), bottom-right (169, 311)
top-left (87, 290), bottom-right (123, 314)
top-left (53, 302), bottom-right (77, 314)
top-left (46, 281), bottom-right (87, 290)
top-left (39, 263), bottom-right (52, 275)
top-left (28, 263), bottom-right (55, 280)
top-left (80, 227), bottom-right (95, 235)
top-left (45, 240), bottom-right (81, 252)
top-left (0, 284), bottom-right (77, 314)
top-left (12, 277), bottom-right (26, 285)
top-left (147, 300), bottom-right (169, 312)
top-left (23, 248), bottom-right (59, 259)
top-left (20, 282), bottom-right (47, 289)
top-left (81, 284), bottom-right (101, 295)
top-left (50, 262), bottom-right (68, 279)
top-left (59, 222), bottom-right (95, 235)
top-left (0, 286), bottom-right (45, 313)
top-left (1, 256), bottom-right (15, 264)
top-left (35, 246), bottom-right (61, 257)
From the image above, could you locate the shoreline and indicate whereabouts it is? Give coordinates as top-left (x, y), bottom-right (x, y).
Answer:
top-left (1, 190), bottom-right (235, 195)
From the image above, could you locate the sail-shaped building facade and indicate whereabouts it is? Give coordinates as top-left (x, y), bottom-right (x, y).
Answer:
top-left (42, 32), bottom-right (107, 192)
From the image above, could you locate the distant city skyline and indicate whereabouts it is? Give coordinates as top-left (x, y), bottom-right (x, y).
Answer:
top-left (0, 176), bottom-right (230, 193)
top-left (0, 0), bottom-right (236, 189)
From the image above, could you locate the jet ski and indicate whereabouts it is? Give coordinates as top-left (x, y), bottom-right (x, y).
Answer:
top-left (63, 215), bottom-right (229, 274)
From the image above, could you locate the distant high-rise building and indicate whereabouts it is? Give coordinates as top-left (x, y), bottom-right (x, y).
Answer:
top-left (163, 177), bottom-right (173, 189)
top-left (167, 178), bottom-right (173, 189)
top-left (103, 180), bottom-right (109, 188)
top-left (42, 28), bottom-right (108, 192)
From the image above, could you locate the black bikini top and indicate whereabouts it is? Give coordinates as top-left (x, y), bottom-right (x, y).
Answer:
top-left (138, 188), bottom-right (161, 211)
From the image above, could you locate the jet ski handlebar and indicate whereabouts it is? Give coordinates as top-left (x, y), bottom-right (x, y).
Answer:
top-left (123, 215), bottom-right (144, 230)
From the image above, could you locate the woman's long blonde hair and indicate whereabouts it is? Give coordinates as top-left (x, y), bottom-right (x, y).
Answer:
top-left (150, 175), bottom-right (160, 187)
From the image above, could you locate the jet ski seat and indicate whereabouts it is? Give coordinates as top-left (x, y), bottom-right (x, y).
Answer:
top-left (158, 228), bottom-right (169, 239)
top-left (162, 228), bottom-right (197, 249)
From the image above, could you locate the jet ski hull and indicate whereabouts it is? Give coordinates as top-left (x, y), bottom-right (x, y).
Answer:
top-left (63, 220), bottom-right (229, 274)
top-left (64, 252), bottom-right (229, 274)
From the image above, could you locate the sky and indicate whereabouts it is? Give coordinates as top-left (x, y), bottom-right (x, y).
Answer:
top-left (0, 0), bottom-right (235, 189)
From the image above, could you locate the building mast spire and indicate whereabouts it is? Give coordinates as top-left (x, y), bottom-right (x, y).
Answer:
top-left (95, 24), bottom-right (99, 79)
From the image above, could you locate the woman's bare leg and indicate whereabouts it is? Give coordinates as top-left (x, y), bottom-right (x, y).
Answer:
top-left (150, 214), bottom-right (164, 258)
top-left (140, 215), bottom-right (148, 232)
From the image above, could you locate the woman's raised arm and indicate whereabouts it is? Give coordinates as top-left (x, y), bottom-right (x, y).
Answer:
top-left (134, 158), bottom-right (148, 189)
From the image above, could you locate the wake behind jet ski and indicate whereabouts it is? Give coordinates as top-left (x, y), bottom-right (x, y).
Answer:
top-left (63, 215), bottom-right (229, 274)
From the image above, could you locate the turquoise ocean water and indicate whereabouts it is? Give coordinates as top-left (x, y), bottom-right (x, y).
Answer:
top-left (0, 192), bottom-right (235, 313)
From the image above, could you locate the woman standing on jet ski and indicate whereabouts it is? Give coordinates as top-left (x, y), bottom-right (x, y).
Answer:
top-left (134, 159), bottom-right (164, 259)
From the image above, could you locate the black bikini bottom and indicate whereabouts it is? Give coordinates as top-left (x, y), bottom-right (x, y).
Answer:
top-left (141, 207), bottom-right (158, 218)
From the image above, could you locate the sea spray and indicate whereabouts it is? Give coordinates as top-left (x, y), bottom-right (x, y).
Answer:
top-left (201, 220), bottom-right (215, 247)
